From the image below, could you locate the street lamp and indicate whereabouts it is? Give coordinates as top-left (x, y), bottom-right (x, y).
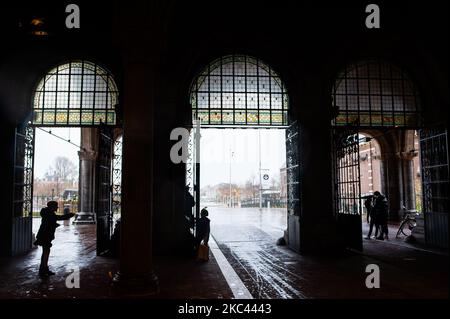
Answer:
top-left (259, 130), bottom-right (262, 209)
top-left (229, 148), bottom-right (234, 208)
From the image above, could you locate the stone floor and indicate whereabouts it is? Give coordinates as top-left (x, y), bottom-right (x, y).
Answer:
top-left (0, 220), bottom-right (233, 299)
top-left (209, 207), bottom-right (449, 299)
top-left (0, 211), bottom-right (447, 299)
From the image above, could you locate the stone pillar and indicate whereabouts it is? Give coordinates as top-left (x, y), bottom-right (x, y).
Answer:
top-left (399, 152), bottom-right (417, 211)
top-left (294, 78), bottom-right (340, 254)
top-left (73, 149), bottom-right (97, 224)
top-left (298, 123), bottom-right (339, 253)
top-left (380, 153), bottom-right (403, 220)
top-left (112, 59), bottom-right (158, 294)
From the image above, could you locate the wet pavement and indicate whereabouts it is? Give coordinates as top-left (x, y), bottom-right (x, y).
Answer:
top-left (209, 207), bottom-right (449, 299)
top-left (0, 218), bottom-right (233, 299)
top-left (0, 213), bottom-right (448, 299)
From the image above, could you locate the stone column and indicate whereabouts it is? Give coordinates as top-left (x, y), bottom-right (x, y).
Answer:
top-left (73, 149), bottom-right (97, 224)
top-left (380, 154), bottom-right (402, 221)
top-left (111, 58), bottom-right (158, 294)
top-left (294, 78), bottom-right (340, 254)
top-left (399, 151), bottom-right (417, 211)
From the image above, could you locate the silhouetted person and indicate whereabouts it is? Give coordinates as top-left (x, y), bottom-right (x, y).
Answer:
top-left (34, 201), bottom-right (74, 277)
top-left (372, 191), bottom-right (389, 240)
top-left (184, 186), bottom-right (195, 228)
top-left (109, 218), bottom-right (121, 258)
top-left (365, 195), bottom-right (379, 239)
top-left (196, 208), bottom-right (210, 249)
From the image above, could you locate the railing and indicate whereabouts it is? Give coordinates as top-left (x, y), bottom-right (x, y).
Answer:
top-left (32, 195), bottom-right (78, 215)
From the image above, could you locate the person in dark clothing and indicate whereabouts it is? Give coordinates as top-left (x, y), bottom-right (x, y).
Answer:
top-left (34, 201), bottom-right (75, 277)
top-left (196, 208), bottom-right (210, 249)
top-left (184, 186), bottom-right (195, 228)
top-left (180, 186), bottom-right (197, 256)
top-left (372, 191), bottom-right (389, 240)
top-left (364, 195), bottom-right (379, 239)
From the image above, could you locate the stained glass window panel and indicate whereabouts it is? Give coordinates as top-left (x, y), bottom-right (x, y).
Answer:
top-left (190, 55), bottom-right (288, 126)
top-left (32, 60), bottom-right (119, 126)
top-left (332, 59), bottom-right (421, 127)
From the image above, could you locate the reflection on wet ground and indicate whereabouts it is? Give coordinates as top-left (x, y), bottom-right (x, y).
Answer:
top-left (0, 219), bottom-right (116, 299)
top-left (0, 218), bottom-right (233, 299)
top-left (209, 207), bottom-right (449, 299)
top-left (0, 213), bottom-right (447, 299)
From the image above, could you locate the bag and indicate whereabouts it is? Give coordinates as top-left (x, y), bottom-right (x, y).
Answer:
top-left (197, 244), bottom-right (209, 261)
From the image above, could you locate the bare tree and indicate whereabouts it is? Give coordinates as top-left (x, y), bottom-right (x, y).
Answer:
top-left (53, 156), bottom-right (77, 182)
top-left (45, 157), bottom-right (78, 196)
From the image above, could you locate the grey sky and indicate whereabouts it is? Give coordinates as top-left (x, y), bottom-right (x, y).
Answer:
top-left (34, 128), bottom-right (81, 179)
top-left (200, 129), bottom-right (286, 187)
top-left (34, 127), bottom-right (286, 186)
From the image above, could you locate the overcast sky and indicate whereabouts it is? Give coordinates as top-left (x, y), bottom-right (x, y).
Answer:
top-left (34, 128), bottom-right (81, 179)
top-left (33, 127), bottom-right (286, 187)
top-left (200, 129), bottom-right (286, 187)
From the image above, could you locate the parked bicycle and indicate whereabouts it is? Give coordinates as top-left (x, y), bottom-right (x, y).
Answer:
top-left (396, 208), bottom-right (418, 238)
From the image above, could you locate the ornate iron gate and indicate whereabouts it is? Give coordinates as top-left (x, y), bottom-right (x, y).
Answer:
top-left (286, 121), bottom-right (301, 252)
top-left (96, 126), bottom-right (113, 255)
top-left (186, 120), bottom-right (201, 236)
top-left (420, 128), bottom-right (449, 248)
top-left (12, 125), bottom-right (35, 256)
top-left (332, 129), bottom-right (362, 251)
top-left (112, 134), bottom-right (122, 226)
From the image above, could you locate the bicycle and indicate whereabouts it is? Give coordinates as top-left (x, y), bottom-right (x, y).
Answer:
top-left (396, 209), bottom-right (418, 238)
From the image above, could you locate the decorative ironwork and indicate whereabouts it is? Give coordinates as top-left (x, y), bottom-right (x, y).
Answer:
top-left (185, 121), bottom-right (201, 235)
top-left (13, 125), bottom-right (35, 218)
top-left (332, 59), bottom-right (421, 127)
top-left (186, 127), bottom-right (196, 197)
top-left (96, 127), bottom-right (113, 255)
top-left (112, 134), bottom-right (122, 225)
top-left (32, 60), bottom-right (119, 126)
top-left (333, 131), bottom-right (362, 215)
top-left (332, 128), bottom-right (363, 251)
top-left (420, 128), bottom-right (449, 248)
top-left (190, 55), bottom-right (289, 127)
top-left (286, 121), bottom-right (300, 216)
top-left (420, 129), bottom-right (449, 213)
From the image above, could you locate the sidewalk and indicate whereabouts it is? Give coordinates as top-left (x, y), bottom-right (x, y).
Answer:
top-left (0, 224), bottom-right (233, 299)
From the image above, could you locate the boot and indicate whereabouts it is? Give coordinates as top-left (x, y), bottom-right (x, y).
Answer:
top-left (39, 266), bottom-right (55, 277)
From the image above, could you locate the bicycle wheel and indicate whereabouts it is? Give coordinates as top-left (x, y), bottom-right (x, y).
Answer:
top-left (396, 221), bottom-right (406, 238)
top-left (401, 220), bottom-right (414, 237)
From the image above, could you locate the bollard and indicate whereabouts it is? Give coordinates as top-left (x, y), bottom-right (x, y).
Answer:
top-left (63, 205), bottom-right (71, 226)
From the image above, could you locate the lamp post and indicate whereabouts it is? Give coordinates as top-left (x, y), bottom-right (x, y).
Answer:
top-left (259, 130), bottom-right (262, 209)
top-left (229, 148), bottom-right (233, 208)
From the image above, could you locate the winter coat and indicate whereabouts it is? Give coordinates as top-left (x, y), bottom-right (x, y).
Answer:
top-left (34, 207), bottom-right (73, 247)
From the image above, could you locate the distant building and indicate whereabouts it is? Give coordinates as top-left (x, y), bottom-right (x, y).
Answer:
top-left (359, 139), bottom-right (382, 196)
top-left (280, 163), bottom-right (287, 205)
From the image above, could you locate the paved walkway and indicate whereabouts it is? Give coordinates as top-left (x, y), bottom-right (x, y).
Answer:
top-left (209, 207), bottom-right (449, 299)
top-left (0, 212), bottom-right (447, 299)
top-left (0, 221), bottom-right (232, 299)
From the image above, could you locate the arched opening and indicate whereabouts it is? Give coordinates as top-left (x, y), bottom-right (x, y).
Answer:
top-left (12, 60), bottom-right (122, 256)
top-left (358, 133), bottom-right (382, 199)
top-left (331, 58), bottom-right (447, 250)
top-left (186, 55), bottom-right (302, 298)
